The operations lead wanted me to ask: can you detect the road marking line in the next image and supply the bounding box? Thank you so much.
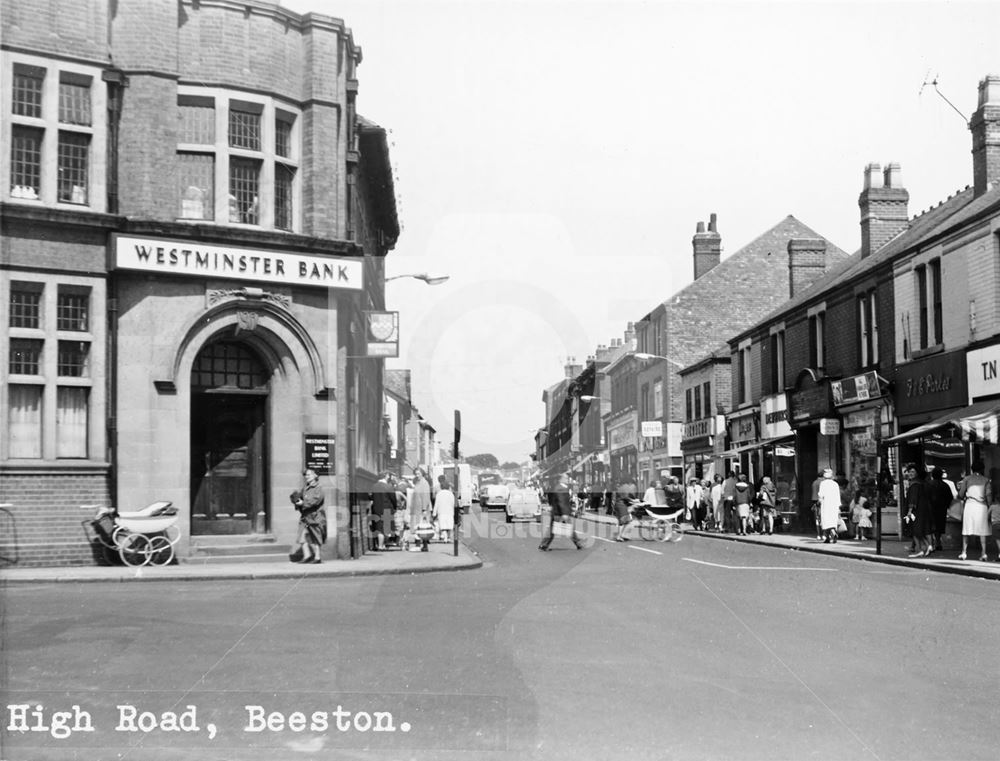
[630,545,663,555]
[683,558,838,571]
[592,536,615,543]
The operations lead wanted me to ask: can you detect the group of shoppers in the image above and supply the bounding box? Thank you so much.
[903,460,994,561]
[366,468,458,552]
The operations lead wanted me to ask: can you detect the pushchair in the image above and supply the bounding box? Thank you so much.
[86,501,180,566]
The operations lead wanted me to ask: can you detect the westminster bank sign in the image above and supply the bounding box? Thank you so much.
[113,235,363,290]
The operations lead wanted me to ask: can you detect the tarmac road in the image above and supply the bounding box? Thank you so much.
[2,508,998,760]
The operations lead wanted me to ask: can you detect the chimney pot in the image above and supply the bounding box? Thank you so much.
[696,221,705,233]
[864,163,884,189]
[709,213,717,232]
[884,162,902,188]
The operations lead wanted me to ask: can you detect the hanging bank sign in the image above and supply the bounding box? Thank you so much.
[112,235,363,290]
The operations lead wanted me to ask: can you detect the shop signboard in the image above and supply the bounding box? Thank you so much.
[788,370,832,424]
[760,393,792,440]
[727,408,758,447]
[819,418,841,435]
[893,349,967,419]
[966,343,1000,401]
[641,421,663,438]
[304,434,335,475]
[113,234,363,290]
[831,371,882,406]
[609,421,636,452]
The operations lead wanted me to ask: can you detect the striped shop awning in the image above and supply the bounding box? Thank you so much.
[885,399,1000,444]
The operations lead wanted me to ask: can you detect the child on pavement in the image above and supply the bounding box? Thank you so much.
[851,495,873,540]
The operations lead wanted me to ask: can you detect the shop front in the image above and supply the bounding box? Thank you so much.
[831,371,894,531]
[759,393,797,528]
[681,415,719,483]
[608,413,638,483]
[788,369,837,527]
[724,406,760,481]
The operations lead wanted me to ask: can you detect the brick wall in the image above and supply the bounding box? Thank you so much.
[0,470,112,567]
[0,0,108,62]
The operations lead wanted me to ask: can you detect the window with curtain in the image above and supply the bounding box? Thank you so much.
[56,386,88,458]
[8,384,43,458]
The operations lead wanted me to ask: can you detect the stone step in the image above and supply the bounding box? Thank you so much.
[181,551,292,566]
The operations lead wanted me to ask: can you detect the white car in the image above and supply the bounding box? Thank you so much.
[505,488,542,523]
[478,474,509,511]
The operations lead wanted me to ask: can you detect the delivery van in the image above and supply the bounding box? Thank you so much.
[432,463,473,513]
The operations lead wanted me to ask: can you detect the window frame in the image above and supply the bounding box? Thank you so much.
[2,52,106,210]
[176,85,301,231]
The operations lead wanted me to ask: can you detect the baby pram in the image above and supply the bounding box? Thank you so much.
[86,501,180,566]
[630,502,684,542]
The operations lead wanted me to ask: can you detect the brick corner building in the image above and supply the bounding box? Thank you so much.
[1,0,399,566]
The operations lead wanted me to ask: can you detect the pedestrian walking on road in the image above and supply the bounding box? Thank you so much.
[614,474,639,542]
[903,464,933,557]
[957,460,993,561]
[818,468,841,544]
[539,473,584,551]
[290,468,326,563]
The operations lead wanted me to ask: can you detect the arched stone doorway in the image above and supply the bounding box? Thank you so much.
[189,339,270,535]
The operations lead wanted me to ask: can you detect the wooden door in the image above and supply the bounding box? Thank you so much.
[191,394,266,535]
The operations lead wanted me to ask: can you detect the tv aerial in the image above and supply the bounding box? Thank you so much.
[919,72,969,127]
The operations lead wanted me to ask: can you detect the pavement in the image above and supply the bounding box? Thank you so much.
[4,508,999,584]
[0,539,480,584]
[576,508,1000,582]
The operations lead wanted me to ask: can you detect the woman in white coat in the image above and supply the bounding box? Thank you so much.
[818,468,842,543]
[433,480,456,542]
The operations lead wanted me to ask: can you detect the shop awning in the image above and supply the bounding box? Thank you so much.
[885,400,1000,444]
[722,435,793,457]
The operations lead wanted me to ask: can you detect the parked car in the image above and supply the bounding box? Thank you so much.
[478,473,509,510]
[505,488,542,523]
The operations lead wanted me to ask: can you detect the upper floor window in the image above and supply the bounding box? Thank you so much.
[176,88,300,231]
[930,259,943,346]
[808,308,826,369]
[738,344,752,404]
[769,328,786,392]
[858,290,879,367]
[653,379,663,419]
[702,381,711,416]
[685,388,693,422]
[4,56,104,209]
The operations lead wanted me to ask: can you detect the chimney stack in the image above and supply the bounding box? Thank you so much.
[692,213,722,279]
[858,162,909,257]
[788,238,828,298]
[624,322,636,349]
[972,74,1000,197]
[564,356,582,379]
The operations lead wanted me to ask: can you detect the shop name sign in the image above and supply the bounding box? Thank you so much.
[967,344,1000,401]
[113,235,362,290]
[831,371,881,406]
[609,422,636,451]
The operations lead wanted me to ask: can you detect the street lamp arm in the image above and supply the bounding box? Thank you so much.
[634,352,685,368]
[384,273,450,286]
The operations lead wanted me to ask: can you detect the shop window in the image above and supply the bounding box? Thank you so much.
[5,57,103,208]
[7,384,43,458]
[56,386,88,458]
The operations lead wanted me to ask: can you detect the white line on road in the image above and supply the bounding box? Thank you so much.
[683,558,838,571]
[629,545,663,555]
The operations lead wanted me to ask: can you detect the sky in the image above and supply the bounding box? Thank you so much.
[283,0,999,464]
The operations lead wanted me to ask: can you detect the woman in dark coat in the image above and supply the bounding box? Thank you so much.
[293,468,326,564]
[614,474,639,542]
[904,464,933,558]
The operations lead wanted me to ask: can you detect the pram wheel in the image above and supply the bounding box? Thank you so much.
[660,522,683,543]
[147,535,174,566]
[118,533,151,566]
[638,521,654,541]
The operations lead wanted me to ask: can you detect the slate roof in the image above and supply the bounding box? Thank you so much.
[727,183,1000,344]
[658,215,850,371]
